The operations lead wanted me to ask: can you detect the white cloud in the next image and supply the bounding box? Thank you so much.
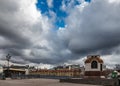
[108,0,120,3]
[47,0,53,8]
[0,0,53,65]
[58,0,120,67]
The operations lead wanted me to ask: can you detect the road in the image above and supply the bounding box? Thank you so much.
[0,78,102,86]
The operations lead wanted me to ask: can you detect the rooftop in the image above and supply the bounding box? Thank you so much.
[85,55,103,63]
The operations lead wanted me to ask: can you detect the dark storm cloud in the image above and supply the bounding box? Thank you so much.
[1,0,120,66]
[0,0,19,13]
[0,23,31,48]
[66,0,120,56]
[0,0,31,50]
[33,45,49,50]
[4,48,24,57]
[26,0,120,65]
[10,60,27,64]
[25,53,73,64]
[0,0,33,64]
[0,20,32,61]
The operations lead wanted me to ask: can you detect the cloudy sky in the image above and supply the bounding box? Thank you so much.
[0,0,120,68]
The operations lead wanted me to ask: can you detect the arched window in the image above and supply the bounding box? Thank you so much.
[91,61,98,68]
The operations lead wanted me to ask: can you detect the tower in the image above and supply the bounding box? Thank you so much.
[84,55,104,78]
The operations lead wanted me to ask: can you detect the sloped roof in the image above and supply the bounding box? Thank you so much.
[85,55,103,63]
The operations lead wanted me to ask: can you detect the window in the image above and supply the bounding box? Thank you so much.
[91,61,98,68]
[100,64,102,71]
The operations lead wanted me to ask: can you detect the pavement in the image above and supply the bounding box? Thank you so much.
[0,78,102,86]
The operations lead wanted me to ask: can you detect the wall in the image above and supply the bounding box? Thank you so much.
[85,63,102,71]
[60,78,118,86]
[29,69,81,77]
[0,67,3,73]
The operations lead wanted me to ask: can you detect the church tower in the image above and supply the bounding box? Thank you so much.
[84,55,105,78]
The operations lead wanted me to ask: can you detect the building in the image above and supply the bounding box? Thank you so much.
[115,64,120,72]
[84,55,106,78]
[0,65,3,74]
[29,65,81,77]
[3,65,29,77]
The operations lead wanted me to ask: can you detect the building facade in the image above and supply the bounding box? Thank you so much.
[84,55,105,77]
[29,65,81,77]
[3,65,29,77]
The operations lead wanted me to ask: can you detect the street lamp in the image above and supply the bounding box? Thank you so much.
[6,54,11,68]
[6,54,11,77]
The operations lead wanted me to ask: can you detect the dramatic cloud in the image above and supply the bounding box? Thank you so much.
[66,0,120,54]
[0,0,120,68]
[59,0,120,66]
[0,0,53,65]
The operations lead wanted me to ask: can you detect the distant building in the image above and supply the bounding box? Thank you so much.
[66,65,80,70]
[84,55,106,78]
[115,64,120,72]
[30,65,81,77]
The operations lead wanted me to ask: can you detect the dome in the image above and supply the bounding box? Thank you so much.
[85,55,103,64]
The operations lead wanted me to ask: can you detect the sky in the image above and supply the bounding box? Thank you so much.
[0,0,120,69]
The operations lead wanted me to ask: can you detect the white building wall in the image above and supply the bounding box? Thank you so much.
[85,63,103,71]
[0,67,3,73]
[25,69,29,75]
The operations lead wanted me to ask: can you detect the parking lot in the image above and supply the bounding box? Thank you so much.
[0,79,102,86]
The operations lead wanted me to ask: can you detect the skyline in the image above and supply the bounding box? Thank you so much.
[0,0,120,68]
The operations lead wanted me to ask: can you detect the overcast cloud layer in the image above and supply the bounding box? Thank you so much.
[0,0,120,68]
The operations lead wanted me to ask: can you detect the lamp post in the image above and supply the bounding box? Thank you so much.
[6,54,11,77]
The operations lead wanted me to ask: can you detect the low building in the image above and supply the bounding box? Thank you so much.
[29,65,81,77]
[3,65,29,77]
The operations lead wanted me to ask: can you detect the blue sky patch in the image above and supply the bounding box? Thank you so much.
[36,0,49,14]
[36,0,67,28]
[36,0,90,29]
[85,0,91,2]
